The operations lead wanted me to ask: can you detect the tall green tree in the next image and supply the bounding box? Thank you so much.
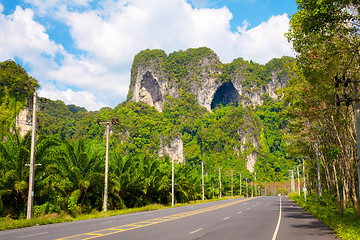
[285,0,360,213]
[0,131,58,217]
[57,139,104,214]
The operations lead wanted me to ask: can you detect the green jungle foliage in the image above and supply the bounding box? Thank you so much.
[285,0,360,216]
[0,53,295,219]
[0,60,39,139]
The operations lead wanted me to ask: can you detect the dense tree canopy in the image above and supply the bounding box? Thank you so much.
[285,0,360,214]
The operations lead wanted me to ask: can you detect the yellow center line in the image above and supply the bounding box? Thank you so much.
[56,197,256,240]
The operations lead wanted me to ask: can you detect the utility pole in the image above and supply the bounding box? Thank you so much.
[212,182,214,198]
[98,118,119,212]
[27,92,37,219]
[231,169,234,196]
[202,160,205,201]
[219,167,221,198]
[246,178,248,198]
[239,173,242,196]
[172,156,175,206]
[251,182,253,197]
[297,165,301,196]
[303,158,306,201]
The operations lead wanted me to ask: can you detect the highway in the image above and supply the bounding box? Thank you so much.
[0,196,338,240]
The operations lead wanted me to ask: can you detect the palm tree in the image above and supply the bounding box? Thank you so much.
[140,155,170,205]
[57,139,104,213]
[0,130,58,217]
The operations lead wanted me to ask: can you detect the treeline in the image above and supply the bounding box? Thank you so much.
[0,129,262,218]
[0,94,293,219]
[284,0,360,215]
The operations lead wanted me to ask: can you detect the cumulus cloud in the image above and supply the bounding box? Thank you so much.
[0,0,294,111]
[0,6,64,69]
[238,14,293,64]
[38,84,107,111]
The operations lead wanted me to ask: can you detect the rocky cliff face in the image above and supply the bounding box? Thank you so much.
[128,48,291,112]
[128,47,293,172]
[14,106,32,138]
[159,137,185,164]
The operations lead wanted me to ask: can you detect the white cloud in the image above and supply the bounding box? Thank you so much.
[38,85,107,111]
[0,0,294,111]
[238,14,293,64]
[0,5,66,86]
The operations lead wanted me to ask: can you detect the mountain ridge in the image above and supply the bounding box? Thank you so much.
[128,47,293,112]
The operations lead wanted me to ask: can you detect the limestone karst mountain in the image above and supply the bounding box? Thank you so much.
[128,47,292,112]
[127,47,294,171]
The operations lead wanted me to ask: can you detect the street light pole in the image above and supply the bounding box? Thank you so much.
[251,182,253,197]
[202,160,204,201]
[231,169,233,196]
[303,158,306,201]
[104,123,110,212]
[297,165,300,196]
[246,178,248,198]
[172,156,175,206]
[98,118,119,212]
[239,173,242,196]
[219,167,221,198]
[27,92,37,219]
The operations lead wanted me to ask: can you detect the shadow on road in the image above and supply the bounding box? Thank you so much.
[279,197,339,239]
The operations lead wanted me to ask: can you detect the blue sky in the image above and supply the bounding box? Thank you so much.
[0,0,298,111]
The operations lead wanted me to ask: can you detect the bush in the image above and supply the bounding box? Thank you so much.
[33,203,61,218]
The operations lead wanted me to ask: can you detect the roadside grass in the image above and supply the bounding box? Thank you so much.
[288,193,360,240]
[0,196,241,231]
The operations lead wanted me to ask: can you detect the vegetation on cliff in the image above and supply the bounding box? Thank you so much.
[0,60,39,139]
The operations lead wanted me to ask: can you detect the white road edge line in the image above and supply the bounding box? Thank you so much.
[18,232,48,238]
[272,196,282,240]
[189,228,202,235]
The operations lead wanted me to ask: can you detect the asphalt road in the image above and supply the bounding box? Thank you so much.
[0,196,338,240]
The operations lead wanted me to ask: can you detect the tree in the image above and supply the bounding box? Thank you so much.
[0,131,58,217]
[285,0,360,214]
[57,139,104,214]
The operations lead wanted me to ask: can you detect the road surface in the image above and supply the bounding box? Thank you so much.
[0,196,338,240]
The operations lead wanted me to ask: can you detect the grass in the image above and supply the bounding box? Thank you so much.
[288,193,360,240]
[0,196,241,231]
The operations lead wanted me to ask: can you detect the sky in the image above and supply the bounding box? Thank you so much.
[0,0,298,111]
